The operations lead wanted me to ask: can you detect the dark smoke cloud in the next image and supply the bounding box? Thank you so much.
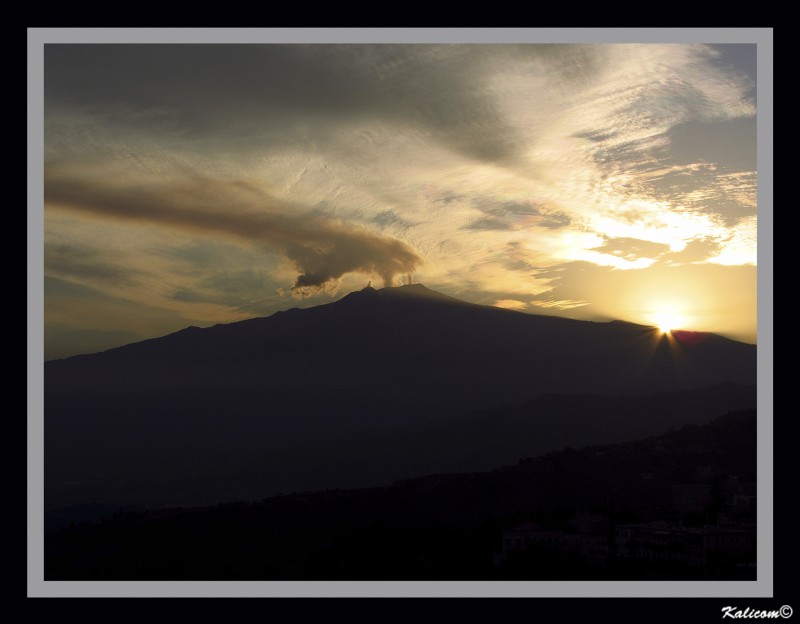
[45,172,422,294]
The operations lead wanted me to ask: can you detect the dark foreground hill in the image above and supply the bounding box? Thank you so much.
[45,284,757,510]
[45,409,757,580]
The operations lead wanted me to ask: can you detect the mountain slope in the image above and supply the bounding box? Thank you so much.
[229,382,756,494]
[44,284,757,509]
[46,409,757,580]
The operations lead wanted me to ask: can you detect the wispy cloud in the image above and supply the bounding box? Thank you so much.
[44,243,142,287]
[530,299,589,310]
[493,299,528,311]
[702,215,757,266]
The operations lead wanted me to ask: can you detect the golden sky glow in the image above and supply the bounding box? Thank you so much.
[43,42,759,359]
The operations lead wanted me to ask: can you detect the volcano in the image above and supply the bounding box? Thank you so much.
[45,284,756,510]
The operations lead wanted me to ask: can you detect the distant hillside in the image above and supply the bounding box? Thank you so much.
[226,382,756,500]
[45,409,757,580]
[45,284,757,510]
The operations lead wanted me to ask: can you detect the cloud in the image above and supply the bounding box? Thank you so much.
[42,43,759,357]
[715,171,757,210]
[593,237,671,260]
[167,240,274,271]
[45,44,757,278]
[463,197,571,232]
[659,239,722,265]
[529,299,589,310]
[372,210,413,229]
[45,172,422,294]
[562,250,656,271]
[504,44,756,266]
[44,243,142,287]
[538,212,572,229]
[170,269,278,309]
[465,217,512,231]
[702,215,757,266]
[44,44,546,165]
[493,299,528,311]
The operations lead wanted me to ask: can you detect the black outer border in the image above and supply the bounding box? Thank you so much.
[6,2,798,623]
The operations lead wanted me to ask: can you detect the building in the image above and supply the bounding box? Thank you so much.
[494,521,610,567]
[615,522,755,567]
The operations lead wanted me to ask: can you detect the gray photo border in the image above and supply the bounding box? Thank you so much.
[27,27,773,598]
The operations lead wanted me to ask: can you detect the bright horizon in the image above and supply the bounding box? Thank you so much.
[43,42,758,359]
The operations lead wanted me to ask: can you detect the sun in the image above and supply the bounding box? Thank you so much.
[653,313,683,334]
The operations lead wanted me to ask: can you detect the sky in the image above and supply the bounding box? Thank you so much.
[43,43,759,360]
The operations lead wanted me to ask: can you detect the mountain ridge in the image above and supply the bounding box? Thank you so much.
[44,282,757,511]
[46,283,754,364]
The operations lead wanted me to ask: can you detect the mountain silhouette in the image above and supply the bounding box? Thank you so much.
[45,284,756,510]
[46,408,757,580]
[226,382,756,497]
